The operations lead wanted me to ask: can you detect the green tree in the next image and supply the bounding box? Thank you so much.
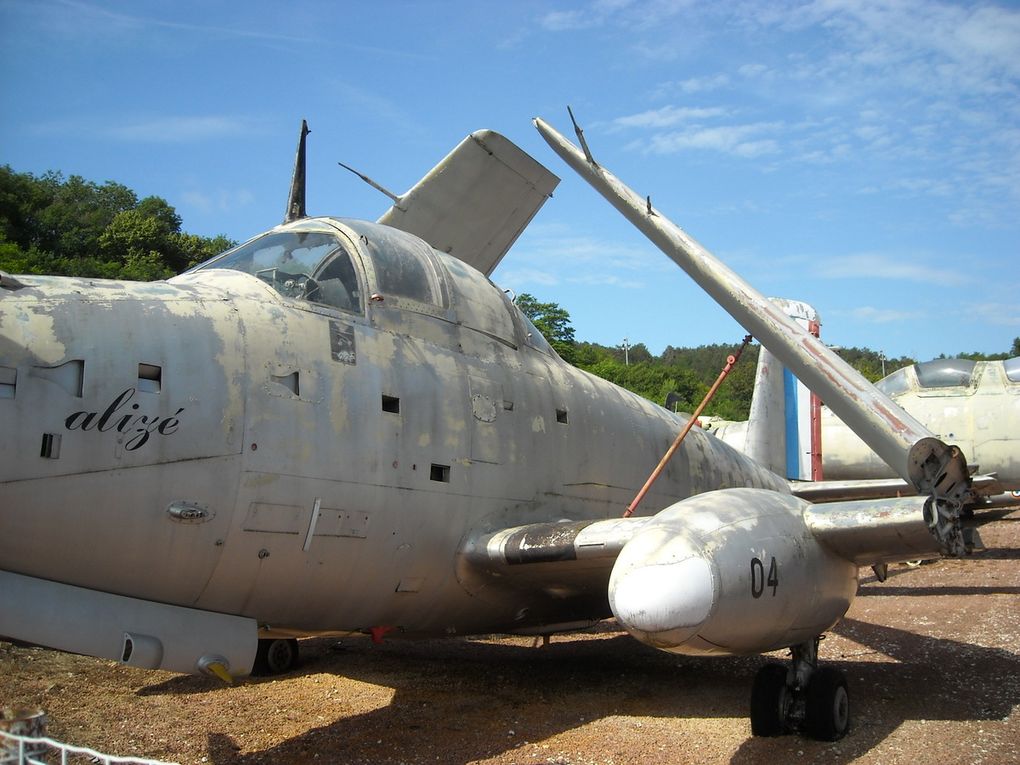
[515,293,577,363]
[0,166,233,280]
[1012,337,1020,357]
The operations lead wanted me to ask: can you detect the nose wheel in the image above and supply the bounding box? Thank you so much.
[252,638,300,676]
[749,637,849,741]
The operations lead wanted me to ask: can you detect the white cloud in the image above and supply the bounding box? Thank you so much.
[737,63,770,79]
[964,302,1020,327]
[846,306,924,324]
[638,123,782,158]
[108,116,250,143]
[496,226,666,293]
[538,10,596,32]
[32,114,258,143]
[611,106,728,130]
[678,73,731,93]
[539,0,699,33]
[181,188,255,214]
[496,267,561,288]
[812,253,971,288]
[53,0,312,44]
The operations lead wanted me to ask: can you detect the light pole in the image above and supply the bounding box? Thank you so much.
[623,337,630,366]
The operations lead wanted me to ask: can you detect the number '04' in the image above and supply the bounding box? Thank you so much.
[750,556,779,598]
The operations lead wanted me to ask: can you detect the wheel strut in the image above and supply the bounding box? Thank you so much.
[749,636,849,741]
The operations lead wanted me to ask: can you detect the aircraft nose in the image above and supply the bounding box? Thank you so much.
[609,556,715,647]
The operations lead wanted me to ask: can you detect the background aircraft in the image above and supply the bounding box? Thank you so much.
[702,302,1020,508]
[0,119,976,741]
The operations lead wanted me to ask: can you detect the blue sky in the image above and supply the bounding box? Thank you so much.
[2,0,1018,361]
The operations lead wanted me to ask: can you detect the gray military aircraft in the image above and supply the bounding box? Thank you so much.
[0,117,978,741]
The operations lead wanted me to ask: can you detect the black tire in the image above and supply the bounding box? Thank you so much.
[750,663,791,736]
[804,666,850,741]
[253,638,299,676]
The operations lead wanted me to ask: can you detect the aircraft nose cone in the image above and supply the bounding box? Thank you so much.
[610,556,715,647]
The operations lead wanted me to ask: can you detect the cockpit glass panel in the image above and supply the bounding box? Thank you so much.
[1004,357,1020,383]
[351,224,441,306]
[914,358,977,388]
[195,230,362,313]
[875,367,911,395]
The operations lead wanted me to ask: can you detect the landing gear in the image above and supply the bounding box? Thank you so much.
[749,637,850,741]
[750,663,791,736]
[252,638,299,676]
[805,666,850,741]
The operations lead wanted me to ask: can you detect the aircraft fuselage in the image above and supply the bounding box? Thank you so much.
[0,216,787,642]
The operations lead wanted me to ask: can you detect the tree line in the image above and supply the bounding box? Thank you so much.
[0,165,233,281]
[3,166,1016,421]
[518,294,1020,421]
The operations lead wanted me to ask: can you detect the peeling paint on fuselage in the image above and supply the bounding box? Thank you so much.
[0,218,789,641]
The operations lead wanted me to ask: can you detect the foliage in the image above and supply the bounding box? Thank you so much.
[830,346,914,382]
[515,292,578,363]
[512,294,1016,421]
[0,165,234,280]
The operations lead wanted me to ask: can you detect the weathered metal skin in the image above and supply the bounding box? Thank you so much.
[533,116,972,556]
[708,356,1020,496]
[0,214,788,673]
[0,127,979,682]
[820,359,1020,489]
[608,489,859,656]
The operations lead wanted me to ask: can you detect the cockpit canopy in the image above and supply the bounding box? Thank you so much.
[190,218,559,358]
[875,357,1020,395]
[194,228,364,314]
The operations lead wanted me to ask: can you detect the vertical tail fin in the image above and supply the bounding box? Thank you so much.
[744,299,822,481]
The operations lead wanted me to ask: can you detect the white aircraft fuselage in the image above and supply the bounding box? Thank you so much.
[1,216,791,654]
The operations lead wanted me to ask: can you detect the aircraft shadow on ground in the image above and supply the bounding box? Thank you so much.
[134,617,1019,765]
[730,617,1020,764]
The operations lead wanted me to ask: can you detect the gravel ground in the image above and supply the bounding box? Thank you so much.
[2,505,1018,765]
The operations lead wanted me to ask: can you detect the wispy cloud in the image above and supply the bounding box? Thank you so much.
[964,302,1020,327]
[538,0,684,33]
[40,0,428,60]
[496,225,664,291]
[496,267,561,288]
[636,122,782,158]
[32,114,260,143]
[845,306,924,324]
[54,0,312,44]
[108,116,252,143]
[181,188,255,215]
[611,106,728,130]
[812,253,972,288]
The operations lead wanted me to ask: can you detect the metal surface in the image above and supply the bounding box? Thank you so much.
[0,570,257,677]
[710,357,1020,496]
[1,211,789,652]
[608,488,858,655]
[0,123,985,739]
[284,120,309,223]
[533,115,972,554]
[378,130,559,276]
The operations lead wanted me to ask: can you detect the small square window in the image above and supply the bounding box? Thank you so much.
[382,395,400,413]
[138,363,162,393]
[556,408,569,424]
[40,432,61,459]
[430,464,450,482]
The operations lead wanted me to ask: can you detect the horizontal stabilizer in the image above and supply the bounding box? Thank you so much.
[378,130,559,276]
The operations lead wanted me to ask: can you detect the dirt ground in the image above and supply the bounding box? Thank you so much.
[2,505,1018,765]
